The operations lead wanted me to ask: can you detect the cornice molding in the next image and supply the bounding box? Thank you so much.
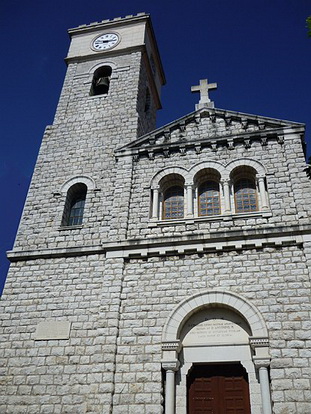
[7,224,310,262]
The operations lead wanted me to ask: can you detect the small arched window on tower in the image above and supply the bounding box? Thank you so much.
[232,167,258,213]
[62,183,87,226]
[90,66,112,96]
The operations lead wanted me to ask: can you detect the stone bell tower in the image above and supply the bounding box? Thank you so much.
[10,13,165,254]
[55,12,165,137]
[55,13,165,140]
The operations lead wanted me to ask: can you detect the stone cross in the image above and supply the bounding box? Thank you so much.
[191,79,217,108]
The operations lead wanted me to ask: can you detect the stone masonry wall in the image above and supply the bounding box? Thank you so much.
[1,243,310,413]
[115,245,311,414]
[0,256,124,414]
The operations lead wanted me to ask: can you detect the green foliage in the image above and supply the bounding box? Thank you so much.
[307,17,311,37]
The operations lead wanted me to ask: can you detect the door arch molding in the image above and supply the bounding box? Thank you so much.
[162,289,268,343]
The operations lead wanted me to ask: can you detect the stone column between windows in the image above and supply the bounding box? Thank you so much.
[162,361,180,414]
[222,179,231,213]
[186,183,193,217]
[151,186,159,219]
[257,176,269,209]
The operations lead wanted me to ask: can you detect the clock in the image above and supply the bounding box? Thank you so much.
[92,33,120,51]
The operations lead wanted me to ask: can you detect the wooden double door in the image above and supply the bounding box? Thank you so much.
[187,364,251,414]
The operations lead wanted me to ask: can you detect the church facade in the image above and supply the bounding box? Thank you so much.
[1,13,311,414]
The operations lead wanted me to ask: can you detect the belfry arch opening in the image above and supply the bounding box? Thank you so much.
[90,65,112,96]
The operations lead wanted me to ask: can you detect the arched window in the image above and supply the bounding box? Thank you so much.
[163,185,184,219]
[194,169,221,217]
[90,66,112,96]
[158,173,185,220]
[232,167,258,213]
[62,183,87,226]
[198,181,221,216]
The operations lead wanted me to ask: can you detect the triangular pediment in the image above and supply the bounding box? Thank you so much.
[115,107,304,158]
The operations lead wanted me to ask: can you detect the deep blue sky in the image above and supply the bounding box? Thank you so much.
[1,1,310,294]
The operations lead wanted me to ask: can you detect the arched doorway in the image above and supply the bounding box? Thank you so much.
[161,290,272,414]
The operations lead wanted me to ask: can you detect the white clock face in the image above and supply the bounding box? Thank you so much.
[92,33,119,51]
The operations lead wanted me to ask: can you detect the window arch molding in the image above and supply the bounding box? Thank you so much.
[150,167,190,189]
[189,161,226,182]
[225,158,267,180]
[60,175,95,194]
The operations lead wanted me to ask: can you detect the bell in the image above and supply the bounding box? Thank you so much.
[94,77,110,95]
